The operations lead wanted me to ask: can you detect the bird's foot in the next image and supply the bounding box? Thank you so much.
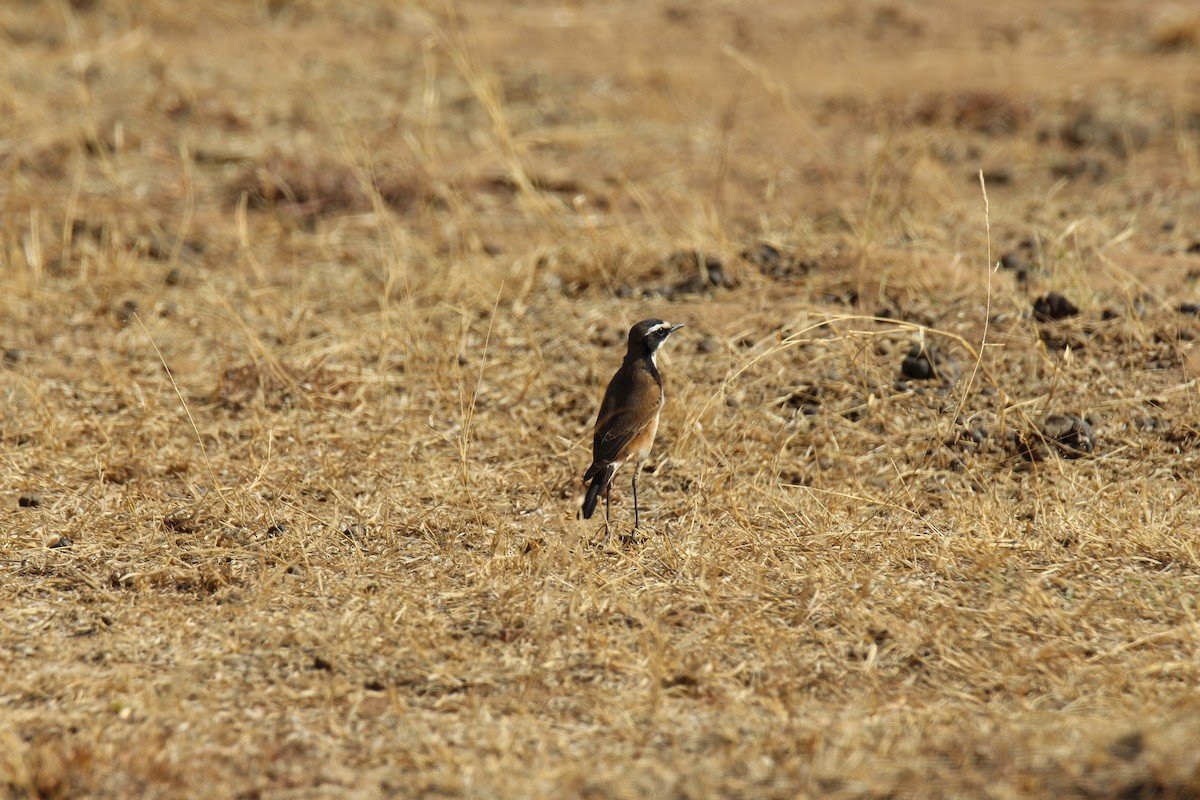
[593,526,646,549]
[617,527,644,546]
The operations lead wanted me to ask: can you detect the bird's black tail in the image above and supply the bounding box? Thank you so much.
[581,464,615,519]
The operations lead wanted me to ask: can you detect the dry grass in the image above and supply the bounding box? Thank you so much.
[3,0,1200,797]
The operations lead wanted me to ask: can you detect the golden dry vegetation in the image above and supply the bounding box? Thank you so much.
[3,0,1200,797]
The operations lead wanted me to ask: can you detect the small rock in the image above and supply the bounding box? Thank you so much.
[116,299,140,326]
[781,471,809,486]
[999,252,1025,271]
[3,348,23,367]
[265,523,287,538]
[1060,109,1142,157]
[1033,292,1079,321]
[948,426,988,448]
[979,167,1012,185]
[740,242,815,280]
[48,534,72,549]
[695,337,719,354]
[741,242,784,271]
[901,344,938,380]
[1041,413,1095,458]
[782,382,822,415]
[665,250,728,295]
[1178,303,1200,316]
[824,288,859,306]
[1051,157,1108,182]
[18,493,42,508]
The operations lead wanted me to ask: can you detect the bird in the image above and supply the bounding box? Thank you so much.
[581,318,684,540]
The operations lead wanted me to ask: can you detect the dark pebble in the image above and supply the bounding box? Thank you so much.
[265,523,287,538]
[1041,413,1095,457]
[999,252,1025,270]
[1051,157,1108,182]
[825,289,858,306]
[783,383,822,410]
[116,299,139,326]
[741,242,783,270]
[961,426,987,445]
[706,263,726,288]
[1178,303,1200,316]
[979,167,1012,185]
[666,250,728,295]
[782,472,809,487]
[901,345,938,380]
[740,242,815,280]
[1033,292,1079,321]
[18,493,42,508]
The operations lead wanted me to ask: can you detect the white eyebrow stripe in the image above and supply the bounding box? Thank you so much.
[646,322,672,335]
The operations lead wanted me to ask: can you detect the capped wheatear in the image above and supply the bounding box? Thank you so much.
[581,319,684,539]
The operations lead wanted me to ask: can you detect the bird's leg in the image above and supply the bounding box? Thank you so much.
[631,468,640,533]
[598,483,612,546]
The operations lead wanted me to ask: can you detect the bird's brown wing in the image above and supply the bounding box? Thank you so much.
[587,365,661,473]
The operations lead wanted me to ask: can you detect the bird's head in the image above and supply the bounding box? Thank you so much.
[627,319,684,359]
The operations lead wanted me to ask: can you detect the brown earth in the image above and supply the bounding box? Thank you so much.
[3,1,1200,797]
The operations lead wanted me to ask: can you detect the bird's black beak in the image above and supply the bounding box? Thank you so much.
[669,324,685,334]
